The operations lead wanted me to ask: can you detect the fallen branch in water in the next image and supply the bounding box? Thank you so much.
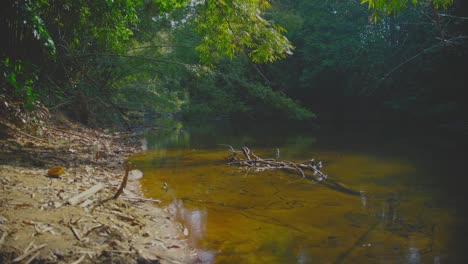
[223,145,327,182]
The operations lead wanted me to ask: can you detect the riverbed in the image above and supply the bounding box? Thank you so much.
[131,122,468,263]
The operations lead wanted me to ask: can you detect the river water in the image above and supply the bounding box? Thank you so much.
[130,122,468,263]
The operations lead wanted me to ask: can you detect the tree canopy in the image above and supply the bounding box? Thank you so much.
[1,0,467,127]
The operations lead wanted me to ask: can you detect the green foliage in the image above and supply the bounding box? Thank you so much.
[1,58,37,109]
[11,0,463,126]
[70,0,140,52]
[1,0,143,113]
[362,0,454,21]
[245,82,315,120]
[153,0,190,12]
[2,0,300,124]
[298,1,369,80]
[223,0,468,124]
[256,0,376,117]
[27,1,56,56]
[194,0,294,65]
[182,55,314,121]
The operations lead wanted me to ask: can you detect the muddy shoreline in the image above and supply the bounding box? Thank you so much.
[0,114,198,263]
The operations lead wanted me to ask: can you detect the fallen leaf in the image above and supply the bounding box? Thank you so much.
[47,166,65,178]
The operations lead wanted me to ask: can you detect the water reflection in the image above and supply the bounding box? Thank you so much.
[167,199,217,263]
[167,199,207,246]
[131,123,468,263]
[382,194,400,228]
[140,137,148,151]
[359,190,367,208]
[406,247,420,264]
[296,250,308,264]
[197,249,217,263]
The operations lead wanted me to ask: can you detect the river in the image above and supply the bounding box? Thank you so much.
[130,122,468,263]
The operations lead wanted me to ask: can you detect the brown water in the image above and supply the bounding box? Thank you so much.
[130,123,468,263]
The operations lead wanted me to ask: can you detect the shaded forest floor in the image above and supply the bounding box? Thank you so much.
[0,113,198,263]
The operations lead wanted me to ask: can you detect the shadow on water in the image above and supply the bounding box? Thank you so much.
[131,121,468,263]
[318,179,361,196]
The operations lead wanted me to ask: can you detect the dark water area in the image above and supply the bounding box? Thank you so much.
[130,121,468,263]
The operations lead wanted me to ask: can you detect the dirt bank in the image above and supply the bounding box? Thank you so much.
[0,114,198,263]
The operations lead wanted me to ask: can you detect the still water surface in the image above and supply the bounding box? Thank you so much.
[130,123,468,263]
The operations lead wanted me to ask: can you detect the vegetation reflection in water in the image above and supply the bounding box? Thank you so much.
[130,124,462,263]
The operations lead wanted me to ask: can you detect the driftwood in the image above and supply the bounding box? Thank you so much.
[113,162,131,199]
[68,184,104,206]
[13,242,46,262]
[224,145,327,181]
[0,231,7,245]
[25,251,40,264]
[70,255,87,264]
[121,197,161,203]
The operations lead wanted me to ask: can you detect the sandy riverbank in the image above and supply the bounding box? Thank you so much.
[0,114,198,263]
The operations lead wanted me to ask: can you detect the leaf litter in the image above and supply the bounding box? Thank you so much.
[0,113,202,263]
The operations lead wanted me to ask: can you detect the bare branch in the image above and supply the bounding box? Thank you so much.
[224,146,327,181]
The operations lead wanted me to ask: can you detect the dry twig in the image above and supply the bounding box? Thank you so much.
[69,225,82,241]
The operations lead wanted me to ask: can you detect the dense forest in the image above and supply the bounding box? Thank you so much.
[1,0,467,129]
[2,1,468,263]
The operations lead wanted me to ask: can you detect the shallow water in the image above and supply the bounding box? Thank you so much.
[130,123,468,263]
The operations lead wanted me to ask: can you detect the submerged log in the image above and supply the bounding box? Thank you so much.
[224,145,327,182]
